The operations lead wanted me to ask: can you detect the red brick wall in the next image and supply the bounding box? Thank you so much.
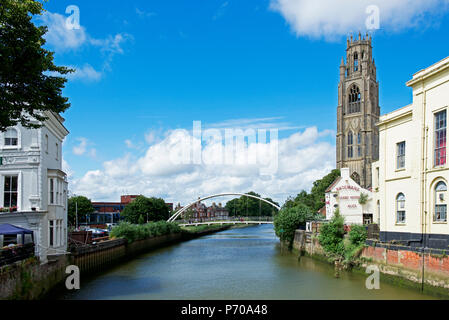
[362,246,449,277]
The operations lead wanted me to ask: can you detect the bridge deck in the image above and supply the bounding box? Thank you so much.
[179,221,273,227]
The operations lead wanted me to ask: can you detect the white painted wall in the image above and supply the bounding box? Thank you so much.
[0,112,69,262]
[325,168,374,225]
[373,56,449,237]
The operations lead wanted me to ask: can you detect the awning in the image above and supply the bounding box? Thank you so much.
[0,224,34,236]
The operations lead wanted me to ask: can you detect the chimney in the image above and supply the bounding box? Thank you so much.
[341,168,350,179]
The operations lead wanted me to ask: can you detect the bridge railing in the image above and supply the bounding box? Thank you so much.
[175,216,274,224]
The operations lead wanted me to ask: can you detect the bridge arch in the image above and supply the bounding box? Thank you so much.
[167,193,281,222]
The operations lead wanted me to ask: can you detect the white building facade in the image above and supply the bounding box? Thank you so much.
[372,56,449,249]
[325,168,374,225]
[0,111,69,262]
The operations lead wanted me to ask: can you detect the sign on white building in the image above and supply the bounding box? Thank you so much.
[325,168,374,225]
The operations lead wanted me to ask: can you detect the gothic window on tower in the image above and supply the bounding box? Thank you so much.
[347,132,353,158]
[348,85,361,114]
[351,172,360,185]
[353,52,359,72]
[357,133,362,157]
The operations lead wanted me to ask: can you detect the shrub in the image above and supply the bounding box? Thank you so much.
[349,224,367,246]
[110,221,181,243]
[318,210,345,257]
[358,193,369,205]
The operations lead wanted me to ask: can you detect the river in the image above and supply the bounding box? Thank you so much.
[56,224,437,300]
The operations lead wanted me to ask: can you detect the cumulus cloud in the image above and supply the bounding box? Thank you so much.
[39,11,87,51]
[270,0,449,40]
[68,126,336,206]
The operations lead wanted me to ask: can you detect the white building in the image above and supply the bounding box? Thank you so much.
[372,56,449,249]
[325,168,374,225]
[0,111,69,262]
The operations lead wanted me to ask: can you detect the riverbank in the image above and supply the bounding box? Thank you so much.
[53,224,435,300]
[0,224,234,300]
[293,230,449,299]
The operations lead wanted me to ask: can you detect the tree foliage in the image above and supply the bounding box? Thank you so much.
[225,191,279,217]
[348,224,367,247]
[110,221,181,243]
[68,196,94,226]
[121,196,170,224]
[283,169,341,213]
[0,0,73,131]
[274,204,315,247]
[318,210,346,257]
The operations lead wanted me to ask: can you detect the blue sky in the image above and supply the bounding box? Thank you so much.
[39,0,449,204]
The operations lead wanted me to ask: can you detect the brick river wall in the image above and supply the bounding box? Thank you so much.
[293,230,449,295]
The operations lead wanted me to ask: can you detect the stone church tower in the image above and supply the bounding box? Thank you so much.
[336,33,380,188]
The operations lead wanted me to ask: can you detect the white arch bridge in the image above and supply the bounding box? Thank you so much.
[167,193,280,225]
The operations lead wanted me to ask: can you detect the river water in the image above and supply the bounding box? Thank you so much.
[57,224,437,300]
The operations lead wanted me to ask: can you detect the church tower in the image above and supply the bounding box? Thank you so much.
[336,33,380,189]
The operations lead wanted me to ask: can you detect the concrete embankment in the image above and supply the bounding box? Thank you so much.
[0,225,230,300]
[293,229,449,298]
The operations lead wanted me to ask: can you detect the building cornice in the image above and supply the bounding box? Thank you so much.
[406,56,449,87]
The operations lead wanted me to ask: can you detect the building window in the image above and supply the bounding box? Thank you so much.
[348,85,361,114]
[347,131,353,158]
[49,178,54,204]
[397,141,406,169]
[396,193,406,224]
[4,128,18,146]
[435,110,446,166]
[357,133,362,157]
[3,176,18,208]
[354,52,359,72]
[435,181,447,222]
[45,134,49,153]
[49,220,54,247]
[56,143,59,160]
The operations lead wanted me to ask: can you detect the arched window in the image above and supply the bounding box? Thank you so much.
[348,85,361,114]
[4,128,18,146]
[435,181,447,222]
[347,131,353,158]
[354,52,359,72]
[351,172,360,185]
[396,193,406,224]
[357,132,362,157]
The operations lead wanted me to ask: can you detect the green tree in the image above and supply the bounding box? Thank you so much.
[121,196,170,224]
[68,196,94,226]
[137,215,145,225]
[225,192,279,217]
[318,210,346,257]
[274,204,315,248]
[284,169,341,213]
[0,0,73,131]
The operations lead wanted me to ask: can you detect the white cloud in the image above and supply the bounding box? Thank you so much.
[72,138,96,158]
[270,0,449,40]
[68,127,336,206]
[136,8,157,18]
[40,11,87,51]
[72,138,88,155]
[39,11,132,80]
[67,64,102,82]
[213,1,230,20]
